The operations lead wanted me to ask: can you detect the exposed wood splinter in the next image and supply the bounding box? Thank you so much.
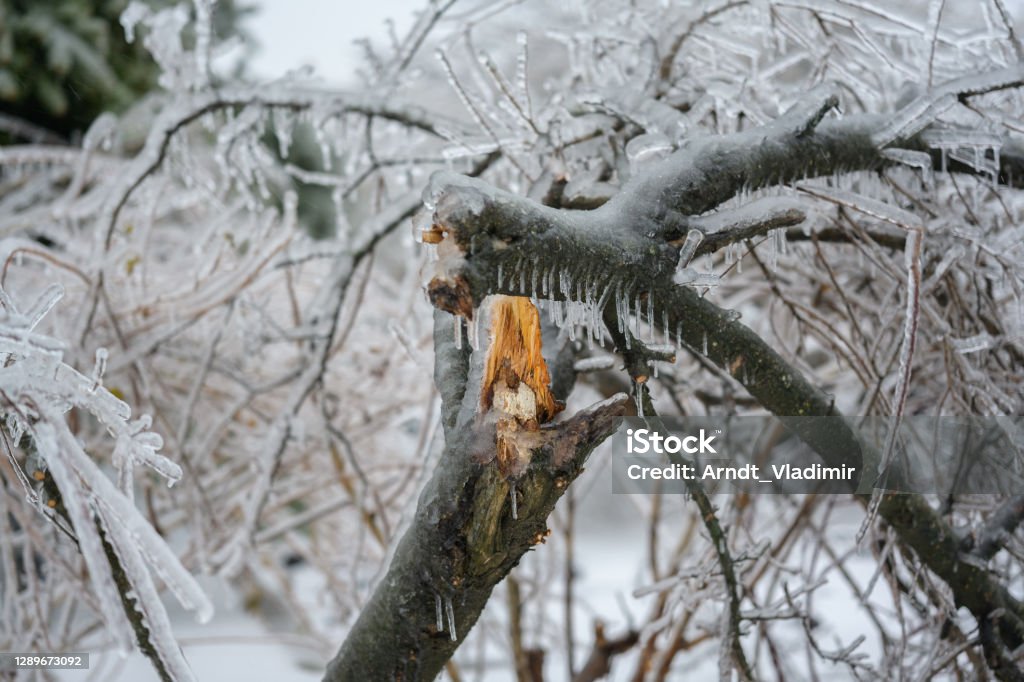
[481,296,563,479]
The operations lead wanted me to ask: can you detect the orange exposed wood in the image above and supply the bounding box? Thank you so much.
[480,296,562,479]
[480,296,560,421]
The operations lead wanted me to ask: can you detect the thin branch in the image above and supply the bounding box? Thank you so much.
[572,623,640,682]
[964,493,1024,561]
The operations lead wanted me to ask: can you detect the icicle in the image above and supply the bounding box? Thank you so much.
[509,483,518,520]
[676,229,704,270]
[454,316,463,350]
[634,293,641,339]
[515,31,532,117]
[635,386,645,417]
[445,597,457,641]
[702,331,708,355]
[647,295,655,342]
[90,347,109,392]
[469,313,481,351]
[313,125,333,171]
[497,262,504,289]
[519,266,526,293]
[435,593,444,632]
[610,280,618,331]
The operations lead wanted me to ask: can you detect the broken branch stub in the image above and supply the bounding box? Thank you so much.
[480,296,564,480]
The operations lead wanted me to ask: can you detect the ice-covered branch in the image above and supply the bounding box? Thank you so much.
[635,389,754,682]
[417,103,1024,670]
[421,114,1023,320]
[872,66,1024,148]
[0,287,208,679]
[100,85,468,249]
[689,197,807,257]
[963,493,1024,561]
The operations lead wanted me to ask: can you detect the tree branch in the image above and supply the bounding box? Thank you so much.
[572,623,640,682]
[419,105,1024,675]
[324,304,628,680]
[962,492,1024,561]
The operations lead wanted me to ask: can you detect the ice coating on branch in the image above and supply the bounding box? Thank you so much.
[0,288,205,666]
[573,356,616,372]
[921,129,1002,180]
[626,133,674,169]
[35,421,136,655]
[674,269,721,288]
[690,197,806,236]
[950,333,997,354]
[798,183,923,230]
[97,509,198,681]
[873,66,1024,147]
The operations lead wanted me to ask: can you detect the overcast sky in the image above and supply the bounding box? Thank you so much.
[246,0,428,85]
